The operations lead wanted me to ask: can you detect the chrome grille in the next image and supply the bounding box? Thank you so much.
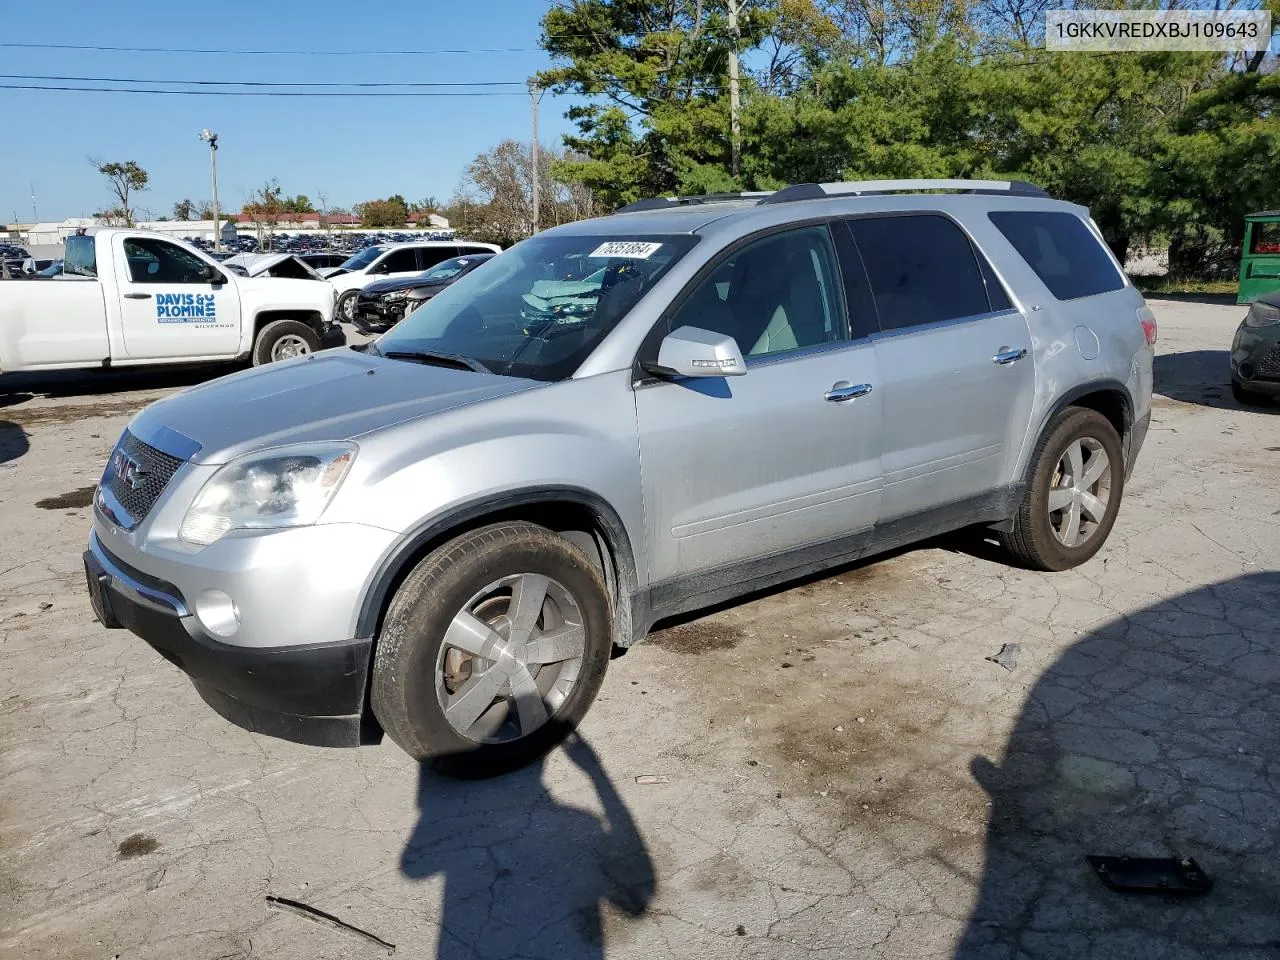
[99,431,184,525]
[1256,346,1280,378]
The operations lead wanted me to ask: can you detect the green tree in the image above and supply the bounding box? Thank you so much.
[90,159,148,226]
[172,198,197,221]
[355,196,409,227]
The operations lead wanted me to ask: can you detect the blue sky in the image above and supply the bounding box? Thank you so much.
[0,0,579,223]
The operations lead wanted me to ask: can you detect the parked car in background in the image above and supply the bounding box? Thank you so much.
[0,229,341,372]
[84,178,1154,777]
[324,241,501,322]
[352,253,494,334]
[1231,293,1280,404]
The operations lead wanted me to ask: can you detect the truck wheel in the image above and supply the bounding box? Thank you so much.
[371,522,612,777]
[999,407,1124,572]
[336,291,358,323]
[252,319,321,366]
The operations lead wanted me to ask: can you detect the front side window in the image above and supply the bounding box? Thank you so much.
[989,210,1125,301]
[375,233,696,382]
[1250,221,1280,255]
[123,237,211,284]
[380,249,419,273]
[663,225,848,359]
[849,215,991,331]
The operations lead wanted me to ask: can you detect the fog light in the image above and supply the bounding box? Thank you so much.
[1239,362,1255,381]
[195,589,240,638]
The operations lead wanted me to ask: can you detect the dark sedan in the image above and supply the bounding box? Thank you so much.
[352,254,494,334]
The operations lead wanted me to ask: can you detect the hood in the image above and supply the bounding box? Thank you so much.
[319,266,350,279]
[129,348,540,465]
[223,253,325,280]
[361,274,444,297]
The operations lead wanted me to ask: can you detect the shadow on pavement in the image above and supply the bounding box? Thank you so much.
[957,573,1280,959]
[0,364,235,406]
[401,734,654,959]
[1143,292,1240,307]
[1152,349,1276,412]
[0,420,28,464]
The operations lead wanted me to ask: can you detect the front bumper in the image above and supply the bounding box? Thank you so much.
[1231,322,1280,391]
[85,531,378,747]
[352,297,412,334]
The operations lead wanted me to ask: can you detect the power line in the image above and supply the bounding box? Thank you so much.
[0,41,540,56]
[0,73,527,88]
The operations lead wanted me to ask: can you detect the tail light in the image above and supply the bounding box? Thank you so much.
[1138,305,1157,346]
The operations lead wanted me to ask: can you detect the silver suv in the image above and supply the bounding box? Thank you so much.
[84,179,1155,775]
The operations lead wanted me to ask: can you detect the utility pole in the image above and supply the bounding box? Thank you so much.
[29,183,37,222]
[528,78,543,236]
[199,129,221,252]
[727,0,741,180]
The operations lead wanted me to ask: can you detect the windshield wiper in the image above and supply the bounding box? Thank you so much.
[382,350,491,374]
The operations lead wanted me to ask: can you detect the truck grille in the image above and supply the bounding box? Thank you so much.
[99,431,185,526]
[1256,346,1280,378]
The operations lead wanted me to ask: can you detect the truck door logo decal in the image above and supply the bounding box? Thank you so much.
[156,293,217,323]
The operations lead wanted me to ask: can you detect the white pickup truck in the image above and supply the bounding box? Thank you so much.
[0,229,342,373]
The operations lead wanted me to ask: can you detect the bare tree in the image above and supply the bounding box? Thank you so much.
[458,140,601,243]
[89,159,149,226]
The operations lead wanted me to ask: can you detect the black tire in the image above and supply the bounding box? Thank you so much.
[1000,407,1125,572]
[371,522,612,777]
[1232,380,1269,406]
[251,319,321,366]
[336,290,358,324]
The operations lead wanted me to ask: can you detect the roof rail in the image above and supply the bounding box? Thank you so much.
[616,192,772,214]
[758,179,1050,205]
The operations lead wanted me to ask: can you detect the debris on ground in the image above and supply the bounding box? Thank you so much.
[634,775,670,785]
[1086,856,1212,895]
[985,642,1020,672]
[266,896,396,955]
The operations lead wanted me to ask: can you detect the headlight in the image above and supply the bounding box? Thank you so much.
[179,443,356,546]
[1246,301,1280,327]
[384,289,408,301]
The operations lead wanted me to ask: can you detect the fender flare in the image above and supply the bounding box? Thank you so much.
[354,485,642,643]
[1022,378,1135,484]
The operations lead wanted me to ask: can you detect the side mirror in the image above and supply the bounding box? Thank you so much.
[202,263,225,284]
[645,325,747,379]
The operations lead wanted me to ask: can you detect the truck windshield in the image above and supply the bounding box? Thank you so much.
[64,235,97,278]
[374,234,697,382]
[339,247,385,271]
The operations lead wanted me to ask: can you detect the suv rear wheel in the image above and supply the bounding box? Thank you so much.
[1000,407,1124,571]
[371,522,612,777]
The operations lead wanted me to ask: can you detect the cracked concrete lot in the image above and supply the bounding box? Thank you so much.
[1,302,1278,960]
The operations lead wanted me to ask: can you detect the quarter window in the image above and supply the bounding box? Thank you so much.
[665,225,848,359]
[848,215,991,331]
[988,211,1124,301]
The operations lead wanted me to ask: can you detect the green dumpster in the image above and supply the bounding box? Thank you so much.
[1238,211,1280,304]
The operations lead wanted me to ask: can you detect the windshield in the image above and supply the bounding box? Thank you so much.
[339,247,385,271]
[419,257,473,282]
[375,234,696,381]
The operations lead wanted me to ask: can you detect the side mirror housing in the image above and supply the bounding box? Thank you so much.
[645,325,747,379]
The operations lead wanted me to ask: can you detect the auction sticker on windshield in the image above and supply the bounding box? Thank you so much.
[589,241,663,259]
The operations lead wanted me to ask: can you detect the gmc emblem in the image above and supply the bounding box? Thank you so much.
[111,450,149,490]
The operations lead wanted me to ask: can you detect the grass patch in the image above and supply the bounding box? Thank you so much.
[1130,274,1238,296]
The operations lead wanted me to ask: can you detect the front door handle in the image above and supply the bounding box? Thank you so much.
[825,381,873,402]
[993,346,1027,365]
[123,293,152,300]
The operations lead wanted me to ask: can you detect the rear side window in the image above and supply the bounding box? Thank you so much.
[64,235,97,278]
[417,247,457,270]
[989,211,1124,300]
[848,214,991,331]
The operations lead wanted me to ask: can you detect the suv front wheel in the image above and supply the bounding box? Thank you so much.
[371,522,612,776]
[1000,407,1125,571]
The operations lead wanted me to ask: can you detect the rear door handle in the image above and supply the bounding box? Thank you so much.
[123,293,152,300]
[993,347,1027,365]
[825,381,873,402]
